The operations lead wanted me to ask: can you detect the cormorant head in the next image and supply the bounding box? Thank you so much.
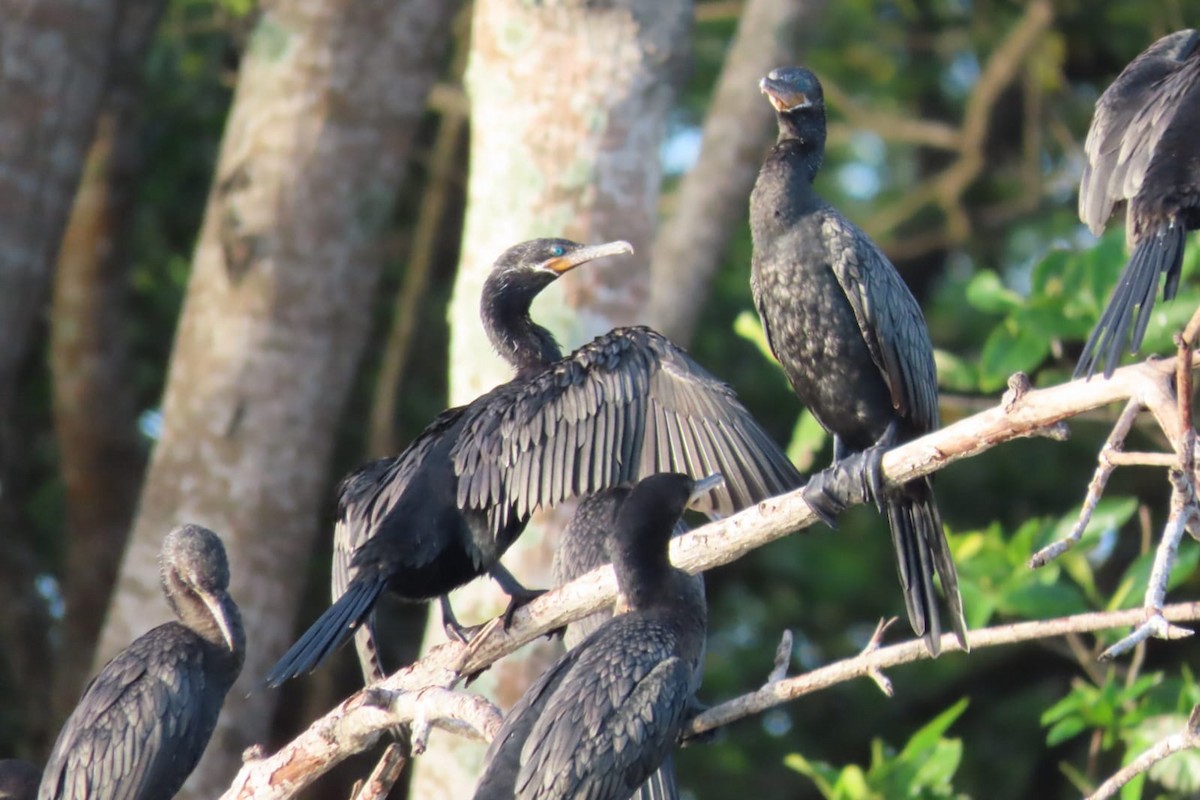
[487,238,635,298]
[609,473,724,581]
[482,238,634,371]
[760,67,827,155]
[161,524,242,652]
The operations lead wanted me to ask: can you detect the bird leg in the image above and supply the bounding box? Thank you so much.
[800,443,883,526]
[439,595,474,644]
[488,563,547,630]
[860,423,899,513]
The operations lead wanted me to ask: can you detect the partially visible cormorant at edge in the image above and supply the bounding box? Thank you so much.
[265,238,805,687]
[1076,29,1200,379]
[38,525,244,800]
[551,483,707,800]
[474,472,719,800]
[0,760,39,800]
[749,66,967,655]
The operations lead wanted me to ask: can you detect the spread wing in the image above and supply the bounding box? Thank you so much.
[1079,29,1200,234]
[822,214,940,434]
[39,628,213,800]
[516,618,692,800]
[452,326,801,534]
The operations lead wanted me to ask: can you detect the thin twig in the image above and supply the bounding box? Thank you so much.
[1029,398,1143,568]
[685,602,1200,738]
[350,743,407,800]
[767,629,793,684]
[1087,705,1200,799]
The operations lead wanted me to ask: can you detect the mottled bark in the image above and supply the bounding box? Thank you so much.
[413,1,692,796]
[93,0,459,796]
[48,0,164,726]
[647,0,824,344]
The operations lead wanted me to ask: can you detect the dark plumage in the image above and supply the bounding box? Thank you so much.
[39,525,244,800]
[551,486,706,800]
[0,760,39,800]
[266,238,802,687]
[474,472,717,800]
[749,67,966,656]
[1076,29,1200,378]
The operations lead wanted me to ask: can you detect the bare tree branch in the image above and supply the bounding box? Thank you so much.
[1088,705,1200,800]
[349,743,406,800]
[687,602,1200,738]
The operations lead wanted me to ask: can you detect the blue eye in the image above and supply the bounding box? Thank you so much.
[550,245,565,257]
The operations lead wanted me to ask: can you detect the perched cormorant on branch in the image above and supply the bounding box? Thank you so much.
[551,486,704,800]
[1076,29,1200,379]
[749,67,967,656]
[473,472,719,800]
[265,239,804,688]
[38,525,244,800]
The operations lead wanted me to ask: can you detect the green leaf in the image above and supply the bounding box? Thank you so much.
[787,409,829,472]
[1000,581,1089,619]
[1112,546,1200,610]
[1046,716,1088,746]
[785,752,841,799]
[966,270,1023,314]
[978,321,1051,391]
[900,698,970,760]
[733,310,778,364]
[933,348,978,393]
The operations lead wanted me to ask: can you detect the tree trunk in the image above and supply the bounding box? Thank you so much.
[646,0,824,344]
[48,0,165,727]
[411,1,692,796]
[93,0,459,796]
[0,0,121,755]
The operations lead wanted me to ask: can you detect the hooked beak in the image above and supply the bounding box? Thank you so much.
[201,592,238,651]
[542,240,634,275]
[688,473,726,506]
[759,77,812,113]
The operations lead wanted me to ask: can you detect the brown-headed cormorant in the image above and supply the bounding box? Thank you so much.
[551,485,705,800]
[749,67,966,655]
[265,239,802,687]
[1076,29,1200,379]
[38,525,244,800]
[473,472,718,800]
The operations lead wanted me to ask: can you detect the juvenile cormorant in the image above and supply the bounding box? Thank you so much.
[473,472,718,800]
[749,67,966,655]
[551,486,705,800]
[38,525,244,800]
[265,239,802,687]
[1076,29,1200,379]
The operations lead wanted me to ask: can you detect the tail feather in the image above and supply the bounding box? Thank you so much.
[885,482,968,657]
[1076,223,1187,380]
[633,754,680,800]
[264,575,387,688]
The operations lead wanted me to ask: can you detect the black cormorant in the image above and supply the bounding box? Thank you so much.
[551,486,705,800]
[38,525,244,800]
[265,239,802,687]
[1076,29,1200,378]
[0,760,39,800]
[749,67,966,655]
[473,472,718,800]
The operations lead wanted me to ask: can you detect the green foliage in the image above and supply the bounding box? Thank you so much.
[965,229,1200,390]
[786,699,970,799]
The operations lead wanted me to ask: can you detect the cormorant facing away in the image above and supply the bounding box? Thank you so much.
[39,525,244,800]
[473,472,719,800]
[551,486,705,800]
[749,67,966,656]
[265,238,804,687]
[1076,29,1200,379]
[0,760,39,800]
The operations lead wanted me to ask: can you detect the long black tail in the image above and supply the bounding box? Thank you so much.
[884,479,967,657]
[264,575,387,688]
[633,754,680,800]
[1076,223,1187,380]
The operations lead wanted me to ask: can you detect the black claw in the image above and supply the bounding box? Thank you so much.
[502,588,547,630]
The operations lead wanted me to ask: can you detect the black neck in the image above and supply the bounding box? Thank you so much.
[481,275,563,374]
[774,108,826,184]
[613,533,674,611]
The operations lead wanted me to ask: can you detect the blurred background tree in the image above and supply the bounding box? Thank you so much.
[3,0,1199,798]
